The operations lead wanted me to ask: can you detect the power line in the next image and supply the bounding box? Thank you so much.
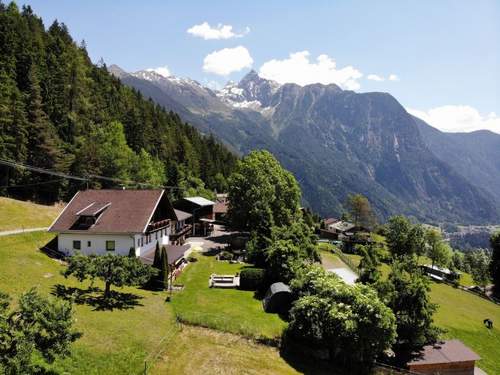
[0,158,87,182]
[0,158,185,191]
[0,178,65,189]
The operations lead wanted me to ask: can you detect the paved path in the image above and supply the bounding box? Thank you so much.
[0,227,49,237]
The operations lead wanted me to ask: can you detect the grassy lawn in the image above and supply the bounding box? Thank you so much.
[0,197,61,231]
[171,254,287,339]
[320,250,347,269]
[153,326,306,375]
[0,232,177,374]
[430,283,500,374]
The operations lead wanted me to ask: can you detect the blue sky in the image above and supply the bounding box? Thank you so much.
[20,0,500,133]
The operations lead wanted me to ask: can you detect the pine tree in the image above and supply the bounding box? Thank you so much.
[160,246,170,290]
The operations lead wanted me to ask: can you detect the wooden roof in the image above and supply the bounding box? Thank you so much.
[407,340,480,366]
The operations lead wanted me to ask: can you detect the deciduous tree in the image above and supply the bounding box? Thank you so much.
[0,288,81,373]
[287,265,396,365]
[64,254,156,298]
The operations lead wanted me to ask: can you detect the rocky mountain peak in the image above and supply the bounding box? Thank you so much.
[216,70,281,109]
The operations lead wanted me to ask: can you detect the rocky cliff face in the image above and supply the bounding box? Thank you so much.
[111,66,500,224]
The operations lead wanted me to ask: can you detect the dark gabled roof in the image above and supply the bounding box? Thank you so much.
[166,244,191,264]
[174,209,192,221]
[49,189,165,234]
[407,340,480,366]
[140,244,190,265]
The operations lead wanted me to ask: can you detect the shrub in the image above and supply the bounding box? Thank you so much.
[239,268,266,290]
[218,251,233,261]
[187,255,198,263]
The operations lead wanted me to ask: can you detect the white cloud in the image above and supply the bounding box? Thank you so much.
[187,22,249,40]
[367,74,384,82]
[203,46,253,76]
[407,105,500,134]
[388,74,399,81]
[258,51,363,90]
[146,66,171,77]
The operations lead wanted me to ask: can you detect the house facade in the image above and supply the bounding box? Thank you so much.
[49,189,185,257]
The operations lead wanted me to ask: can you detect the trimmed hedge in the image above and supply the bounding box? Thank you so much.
[239,268,266,290]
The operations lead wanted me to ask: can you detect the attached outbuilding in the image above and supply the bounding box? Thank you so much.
[262,282,293,314]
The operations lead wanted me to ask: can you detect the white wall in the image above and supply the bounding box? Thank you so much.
[58,233,137,256]
[58,230,170,257]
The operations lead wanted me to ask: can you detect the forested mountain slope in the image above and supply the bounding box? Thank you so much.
[0,3,236,203]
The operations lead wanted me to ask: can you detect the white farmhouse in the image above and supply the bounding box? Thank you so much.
[48,189,190,257]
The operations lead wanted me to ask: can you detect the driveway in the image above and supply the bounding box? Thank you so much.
[186,224,235,253]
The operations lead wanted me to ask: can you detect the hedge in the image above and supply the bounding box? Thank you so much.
[239,268,266,290]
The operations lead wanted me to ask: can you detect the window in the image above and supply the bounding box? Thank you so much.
[73,240,81,250]
[87,241,91,247]
[106,241,115,251]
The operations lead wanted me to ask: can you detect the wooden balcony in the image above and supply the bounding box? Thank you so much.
[147,219,170,232]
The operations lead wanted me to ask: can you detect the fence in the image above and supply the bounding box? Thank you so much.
[141,319,181,374]
[333,248,359,274]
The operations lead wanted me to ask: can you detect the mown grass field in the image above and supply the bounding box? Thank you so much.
[431,283,500,375]
[0,233,300,374]
[153,326,313,375]
[0,232,176,374]
[0,197,62,231]
[171,253,287,339]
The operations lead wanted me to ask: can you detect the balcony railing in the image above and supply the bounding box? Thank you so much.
[170,224,192,238]
[147,219,170,232]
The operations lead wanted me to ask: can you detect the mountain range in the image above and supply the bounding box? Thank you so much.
[109,65,500,224]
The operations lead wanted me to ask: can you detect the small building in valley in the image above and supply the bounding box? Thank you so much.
[407,340,483,375]
[48,189,190,257]
[420,264,460,283]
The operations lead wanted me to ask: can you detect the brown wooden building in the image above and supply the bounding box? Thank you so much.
[407,340,484,375]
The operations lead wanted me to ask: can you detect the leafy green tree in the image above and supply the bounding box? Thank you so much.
[451,250,467,272]
[425,229,452,268]
[131,148,166,186]
[0,288,81,373]
[386,216,426,259]
[265,240,303,283]
[468,249,491,290]
[490,232,500,298]
[378,260,441,349]
[357,243,382,285]
[228,150,301,233]
[287,265,396,365]
[64,254,156,298]
[346,193,377,229]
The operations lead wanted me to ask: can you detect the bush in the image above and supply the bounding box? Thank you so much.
[218,251,233,261]
[187,255,198,263]
[239,268,266,290]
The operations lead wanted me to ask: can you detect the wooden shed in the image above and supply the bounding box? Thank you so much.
[407,340,484,375]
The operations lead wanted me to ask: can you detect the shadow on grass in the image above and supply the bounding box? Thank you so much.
[52,284,143,311]
[201,248,222,256]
